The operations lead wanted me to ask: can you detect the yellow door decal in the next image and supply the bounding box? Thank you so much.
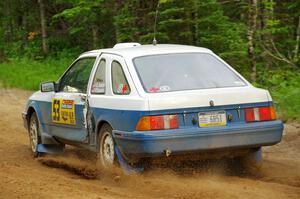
[52,99,76,125]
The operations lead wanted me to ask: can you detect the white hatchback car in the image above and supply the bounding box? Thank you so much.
[22,43,283,170]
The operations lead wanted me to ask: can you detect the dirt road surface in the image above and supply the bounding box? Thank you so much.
[0,88,300,199]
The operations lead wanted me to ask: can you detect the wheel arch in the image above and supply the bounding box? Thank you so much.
[25,103,44,135]
[25,101,59,145]
[96,120,113,135]
[95,120,114,146]
[26,106,36,131]
[26,106,44,146]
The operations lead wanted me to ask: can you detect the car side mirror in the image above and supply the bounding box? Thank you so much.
[40,81,56,92]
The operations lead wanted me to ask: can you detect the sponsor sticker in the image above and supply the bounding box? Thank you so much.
[52,99,76,125]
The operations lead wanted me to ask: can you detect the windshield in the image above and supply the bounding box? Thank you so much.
[133,53,246,93]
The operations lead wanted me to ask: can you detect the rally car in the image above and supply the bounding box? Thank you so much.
[22,43,283,171]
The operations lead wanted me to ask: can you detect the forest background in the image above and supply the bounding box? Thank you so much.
[0,0,299,121]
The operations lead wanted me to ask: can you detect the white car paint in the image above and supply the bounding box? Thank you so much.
[27,44,271,112]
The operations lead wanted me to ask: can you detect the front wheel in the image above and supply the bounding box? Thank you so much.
[97,124,117,168]
[28,112,41,158]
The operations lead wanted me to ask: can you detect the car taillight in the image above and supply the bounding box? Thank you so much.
[136,115,179,131]
[245,106,277,122]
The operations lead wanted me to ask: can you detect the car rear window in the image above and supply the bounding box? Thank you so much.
[133,53,246,93]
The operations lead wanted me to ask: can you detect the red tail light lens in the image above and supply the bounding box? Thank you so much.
[136,115,179,131]
[259,107,272,121]
[245,106,277,122]
[149,116,164,130]
[245,108,255,122]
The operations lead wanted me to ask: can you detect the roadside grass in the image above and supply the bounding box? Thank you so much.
[0,59,299,122]
[265,77,300,123]
[0,58,72,90]
[256,69,300,122]
[272,86,300,122]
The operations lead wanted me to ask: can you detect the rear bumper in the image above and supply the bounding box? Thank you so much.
[113,120,283,160]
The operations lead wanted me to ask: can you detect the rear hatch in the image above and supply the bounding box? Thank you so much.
[133,52,271,129]
[146,87,271,128]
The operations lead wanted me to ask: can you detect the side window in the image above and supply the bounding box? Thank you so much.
[111,61,130,95]
[59,57,95,93]
[91,59,106,94]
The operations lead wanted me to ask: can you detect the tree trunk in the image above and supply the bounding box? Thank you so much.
[192,0,199,46]
[294,16,300,61]
[22,12,28,49]
[247,0,257,82]
[38,0,48,54]
[259,0,296,67]
[92,26,99,49]
[4,0,13,43]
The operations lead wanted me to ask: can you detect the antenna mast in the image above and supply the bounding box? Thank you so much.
[153,2,160,45]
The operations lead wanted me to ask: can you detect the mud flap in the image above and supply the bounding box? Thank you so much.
[115,145,144,175]
[37,144,64,154]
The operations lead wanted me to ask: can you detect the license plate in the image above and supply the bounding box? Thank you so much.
[198,111,227,127]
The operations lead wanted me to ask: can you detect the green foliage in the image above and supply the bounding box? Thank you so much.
[0,58,72,90]
[256,69,300,122]
[114,1,156,43]
[114,2,139,42]
[0,0,299,121]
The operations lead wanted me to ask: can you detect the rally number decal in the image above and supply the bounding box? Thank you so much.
[52,99,76,125]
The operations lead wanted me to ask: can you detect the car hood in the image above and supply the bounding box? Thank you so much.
[146,86,271,111]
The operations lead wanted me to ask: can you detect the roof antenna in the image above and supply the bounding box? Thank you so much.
[153,2,160,45]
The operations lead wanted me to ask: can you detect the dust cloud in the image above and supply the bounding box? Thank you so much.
[0,88,299,199]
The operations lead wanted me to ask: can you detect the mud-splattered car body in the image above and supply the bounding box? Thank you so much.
[22,43,284,169]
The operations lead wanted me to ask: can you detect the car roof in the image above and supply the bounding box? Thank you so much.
[80,44,213,59]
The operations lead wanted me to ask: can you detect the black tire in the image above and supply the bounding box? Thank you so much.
[28,112,41,158]
[97,124,117,168]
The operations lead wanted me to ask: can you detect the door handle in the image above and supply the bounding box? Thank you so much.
[79,94,87,102]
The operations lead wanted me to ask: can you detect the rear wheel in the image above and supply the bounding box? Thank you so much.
[97,124,117,168]
[28,112,41,158]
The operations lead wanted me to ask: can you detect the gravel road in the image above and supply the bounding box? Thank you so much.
[0,88,299,199]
